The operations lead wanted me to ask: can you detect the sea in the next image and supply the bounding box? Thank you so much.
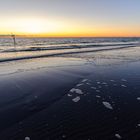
[0,37,140,62]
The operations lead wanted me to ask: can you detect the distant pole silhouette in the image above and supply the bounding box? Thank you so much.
[11,34,16,47]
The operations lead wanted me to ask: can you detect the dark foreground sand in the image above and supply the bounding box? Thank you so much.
[0,46,140,140]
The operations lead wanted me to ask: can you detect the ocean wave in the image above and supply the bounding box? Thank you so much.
[1,43,136,53]
[0,45,136,63]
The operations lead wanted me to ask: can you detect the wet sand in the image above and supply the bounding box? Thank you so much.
[0,47,140,140]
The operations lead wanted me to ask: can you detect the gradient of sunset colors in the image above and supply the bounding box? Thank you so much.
[0,0,140,37]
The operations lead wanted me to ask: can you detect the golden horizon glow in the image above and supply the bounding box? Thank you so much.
[0,17,140,37]
[1,0,140,37]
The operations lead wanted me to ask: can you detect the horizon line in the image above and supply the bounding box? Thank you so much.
[0,34,140,38]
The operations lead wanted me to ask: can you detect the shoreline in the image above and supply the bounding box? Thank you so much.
[0,44,138,63]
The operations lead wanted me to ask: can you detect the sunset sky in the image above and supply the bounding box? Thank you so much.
[0,0,140,37]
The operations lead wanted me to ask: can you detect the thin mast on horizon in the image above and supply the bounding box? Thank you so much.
[11,34,16,47]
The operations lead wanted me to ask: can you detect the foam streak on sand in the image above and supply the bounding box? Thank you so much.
[121,85,127,88]
[96,90,100,92]
[70,88,84,94]
[82,79,88,82]
[121,79,127,82]
[102,102,113,110]
[72,96,80,102]
[115,134,122,139]
[67,94,72,97]
[96,95,101,98]
[110,80,115,82]
[25,137,30,140]
[76,83,83,87]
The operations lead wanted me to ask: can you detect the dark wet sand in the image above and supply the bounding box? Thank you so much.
[0,54,140,140]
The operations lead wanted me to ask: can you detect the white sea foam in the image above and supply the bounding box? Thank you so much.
[96,90,100,92]
[82,79,88,82]
[0,38,139,63]
[137,97,140,100]
[115,134,122,139]
[76,83,83,87]
[72,96,80,102]
[25,137,30,140]
[96,95,101,98]
[86,83,91,85]
[121,85,127,87]
[110,80,115,82]
[70,88,83,94]
[102,102,113,110]
[67,94,72,97]
[121,79,127,82]
[62,134,66,138]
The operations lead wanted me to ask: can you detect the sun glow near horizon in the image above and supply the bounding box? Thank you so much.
[0,17,140,37]
[0,18,62,35]
[0,0,140,37]
[0,17,92,37]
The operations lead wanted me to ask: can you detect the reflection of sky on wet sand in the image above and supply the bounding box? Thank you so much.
[67,46,140,65]
[0,57,85,75]
[0,45,138,62]
[0,45,140,75]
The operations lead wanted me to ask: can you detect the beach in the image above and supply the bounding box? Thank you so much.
[1,0,140,138]
[0,38,140,140]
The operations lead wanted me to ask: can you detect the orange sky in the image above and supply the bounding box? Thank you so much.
[0,0,140,37]
[0,17,140,37]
